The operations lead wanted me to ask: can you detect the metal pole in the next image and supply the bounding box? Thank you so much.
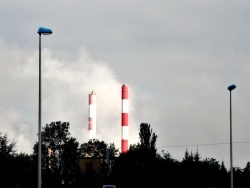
[229,90,233,188]
[38,33,42,188]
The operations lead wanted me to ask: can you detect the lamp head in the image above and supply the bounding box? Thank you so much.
[38,27,52,35]
[228,84,236,91]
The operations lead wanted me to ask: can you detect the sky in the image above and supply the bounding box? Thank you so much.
[1,1,250,169]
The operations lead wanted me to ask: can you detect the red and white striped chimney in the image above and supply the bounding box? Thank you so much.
[89,91,96,140]
[121,84,129,153]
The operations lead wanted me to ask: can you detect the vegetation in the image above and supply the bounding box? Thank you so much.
[33,121,81,186]
[0,122,250,187]
[0,133,36,187]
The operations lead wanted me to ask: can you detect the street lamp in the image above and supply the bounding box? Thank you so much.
[228,84,236,188]
[37,27,52,188]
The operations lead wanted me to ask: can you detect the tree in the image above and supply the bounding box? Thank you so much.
[79,139,119,161]
[80,139,108,158]
[218,160,229,187]
[0,132,16,157]
[12,153,36,187]
[79,139,119,187]
[194,149,201,163]
[0,133,16,187]
[243,162,250,186]
[118,122,158,167]
[79,139,119,173]
[139,122,158,160]
[61,137,80,184]
[161,150,177,163]
[33,121,80,186]
[183,148,194,162]
[201,157,221,187]
[112,123,159,188]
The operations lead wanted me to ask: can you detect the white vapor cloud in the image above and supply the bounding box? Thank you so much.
[0,39,139,154]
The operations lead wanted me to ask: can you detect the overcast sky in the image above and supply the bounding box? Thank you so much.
[1,1,250,169]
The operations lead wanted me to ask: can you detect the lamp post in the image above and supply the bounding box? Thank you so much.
[37,27,52,188]
[228,84,236,188]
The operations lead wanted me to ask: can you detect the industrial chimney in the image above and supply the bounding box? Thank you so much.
[121,84,129,153]
[89,91,96,140]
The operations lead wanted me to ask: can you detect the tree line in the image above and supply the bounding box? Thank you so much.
[0,121,250,188]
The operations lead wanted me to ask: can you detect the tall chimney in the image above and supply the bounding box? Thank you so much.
[89,91,96,140]
[121,84,129,153]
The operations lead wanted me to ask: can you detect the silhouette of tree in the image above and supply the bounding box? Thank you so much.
[79,139,119,187]
[243,162,250,186]
[194,149,201,162]
[0,133,16,187]
[234,167,244,187]
[79,139,118,158]
[201,157,221,187]
[112,122,159,188]
[218,160,229,187]
[12,153,36,187]
[33,121,80,186]
[4,120,250,187]
[139,122,157,158]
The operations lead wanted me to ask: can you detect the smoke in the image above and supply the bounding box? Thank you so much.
[0,39,139,154]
